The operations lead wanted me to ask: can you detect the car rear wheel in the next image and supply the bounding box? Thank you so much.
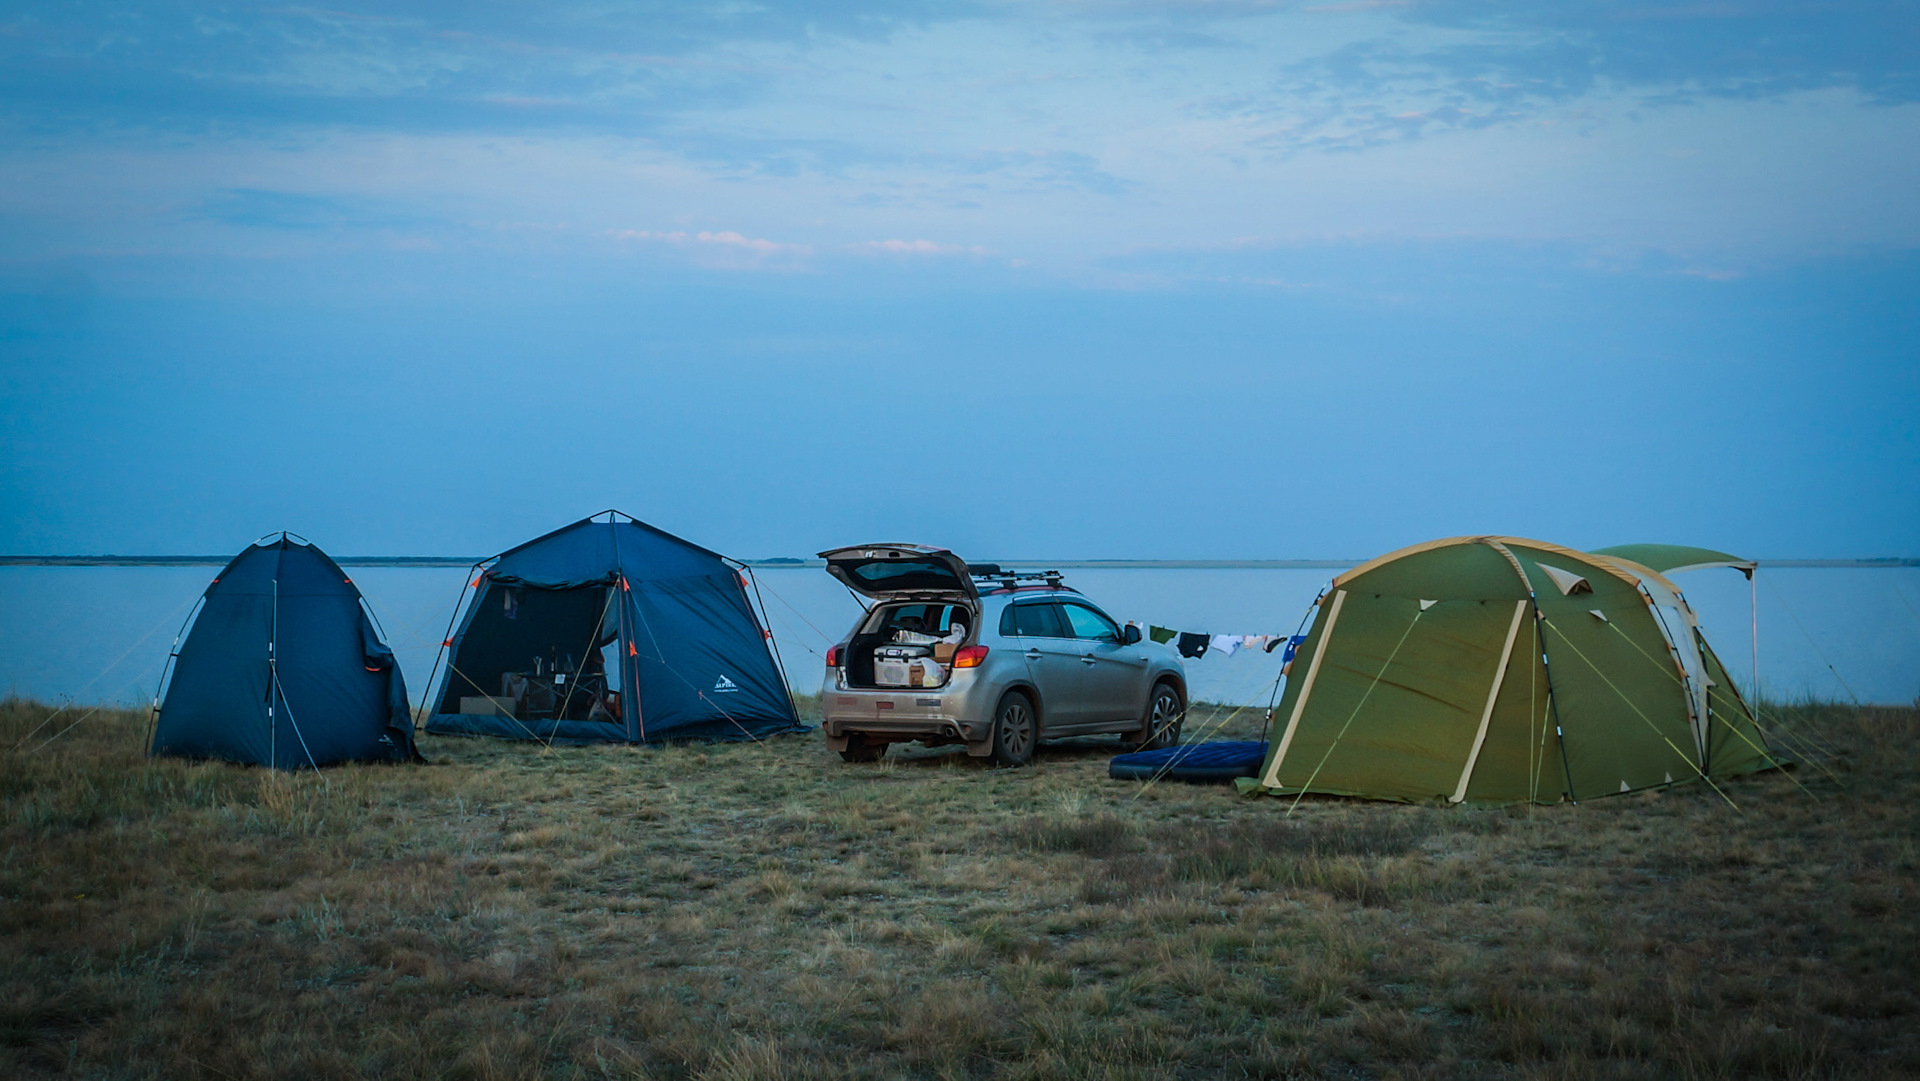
[839,734,887,763]
[989,691,1037,767]
[1141,682,1184,750]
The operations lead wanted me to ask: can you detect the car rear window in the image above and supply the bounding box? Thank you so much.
[845,560,959,586]
[876,604,966,635]
[1000,601,1067,638]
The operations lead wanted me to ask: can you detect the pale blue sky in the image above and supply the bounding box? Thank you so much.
[2,2,1915,560]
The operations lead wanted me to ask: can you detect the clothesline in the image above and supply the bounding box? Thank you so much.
[1127,623,1306,662]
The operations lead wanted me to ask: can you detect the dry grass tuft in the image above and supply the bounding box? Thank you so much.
[1,695,1915,1078]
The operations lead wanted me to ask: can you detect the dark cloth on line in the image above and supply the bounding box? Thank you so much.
[1177,632,1209,659]
[1149,625,1176,645]
[1266,633,1306,655]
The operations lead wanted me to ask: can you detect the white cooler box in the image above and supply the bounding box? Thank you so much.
[874,645,944,688]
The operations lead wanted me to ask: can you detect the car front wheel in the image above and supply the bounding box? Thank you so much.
[989,692,1037,767]
[1141,683,1184,750]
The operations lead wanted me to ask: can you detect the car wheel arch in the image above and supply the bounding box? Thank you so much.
[1152,672,1186,703]
[1001,680,1044,728]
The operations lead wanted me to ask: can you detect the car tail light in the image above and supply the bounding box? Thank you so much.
[953,645,989,668]
[826,645,842,667]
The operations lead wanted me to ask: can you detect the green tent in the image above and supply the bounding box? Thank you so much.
[1241,536,1783,805]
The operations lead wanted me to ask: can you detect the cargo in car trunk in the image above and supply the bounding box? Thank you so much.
[844,601,974,689]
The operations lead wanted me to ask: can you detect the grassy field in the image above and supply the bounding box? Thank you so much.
[2,695,1915,1080]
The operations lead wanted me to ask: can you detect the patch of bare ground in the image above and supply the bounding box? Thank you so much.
[1,695,1913,1079]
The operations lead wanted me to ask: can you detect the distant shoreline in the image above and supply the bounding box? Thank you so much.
[2,556,1915,569]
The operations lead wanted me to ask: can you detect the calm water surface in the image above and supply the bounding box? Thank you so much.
[2,566,1915,711]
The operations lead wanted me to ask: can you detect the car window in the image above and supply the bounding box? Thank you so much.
[1000,601,1068,638]
[875,604,968,636]
[1060,602,1121,641]
[878,604,936,633]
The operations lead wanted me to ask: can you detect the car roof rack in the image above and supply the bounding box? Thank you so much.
[967,564,1067,590]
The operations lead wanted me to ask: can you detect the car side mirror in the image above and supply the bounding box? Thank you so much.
[1121,625,1142,645]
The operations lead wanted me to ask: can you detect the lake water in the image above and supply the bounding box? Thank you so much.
[2,566,1916,712]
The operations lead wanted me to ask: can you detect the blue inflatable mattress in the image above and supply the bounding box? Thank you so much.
[1108,740,1268,783]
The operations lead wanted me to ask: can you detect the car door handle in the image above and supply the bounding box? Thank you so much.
[1080,655,1098,665]
[1025,650,1043,660]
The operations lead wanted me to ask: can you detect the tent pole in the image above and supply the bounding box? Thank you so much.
[145,593,205,756]
[269,577,279,770]
[1261,587,1324,744]
[1480,541,1575,803]
[1529,611,1543,805]
[1749,570,1760,709]
[619,576,642,742]
[609,520,640,743]
[556,588,615,727]
[420,561,485,725]
[1532,598,1579,805]
[738,562,799,724]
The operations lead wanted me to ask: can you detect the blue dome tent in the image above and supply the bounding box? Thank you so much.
[149,533,420,769]
[423,511,802,745]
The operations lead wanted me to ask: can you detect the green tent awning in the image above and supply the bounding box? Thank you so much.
[1590,544,1755,577]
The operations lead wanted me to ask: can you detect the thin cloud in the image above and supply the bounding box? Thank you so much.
[696,229,803,255]
[1304,1,1412,11]
[607,227,812,269]
[854,239,991,256]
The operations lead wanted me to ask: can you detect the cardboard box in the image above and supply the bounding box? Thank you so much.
[932,643,958,663]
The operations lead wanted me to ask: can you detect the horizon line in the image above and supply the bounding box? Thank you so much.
[1,555,1915,569]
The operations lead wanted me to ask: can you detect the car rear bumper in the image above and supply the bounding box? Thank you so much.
[821,672,1001,752]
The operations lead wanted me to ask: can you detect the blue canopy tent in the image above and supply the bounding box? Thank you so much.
[149,533,420,769]
[424,511,802,744]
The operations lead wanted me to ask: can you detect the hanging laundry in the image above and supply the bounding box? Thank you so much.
[1149,626,1176,645]
[1278,635,1307,663]
[1241,635,1269,653]
[1176,632,1209,659]
[1209,634,1239,657]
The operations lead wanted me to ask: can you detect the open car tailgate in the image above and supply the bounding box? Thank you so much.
[818,544,979,602]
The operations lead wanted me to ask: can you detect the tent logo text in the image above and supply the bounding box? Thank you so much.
[713,674,739,693]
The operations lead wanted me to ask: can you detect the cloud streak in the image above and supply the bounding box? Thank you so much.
[854,239,991,255]
[607,226,813,269]
[1,0,1915,282]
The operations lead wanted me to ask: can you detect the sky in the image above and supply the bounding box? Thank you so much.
[1,1,1916,561]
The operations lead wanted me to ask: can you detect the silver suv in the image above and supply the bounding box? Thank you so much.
[817,544,1187,766]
